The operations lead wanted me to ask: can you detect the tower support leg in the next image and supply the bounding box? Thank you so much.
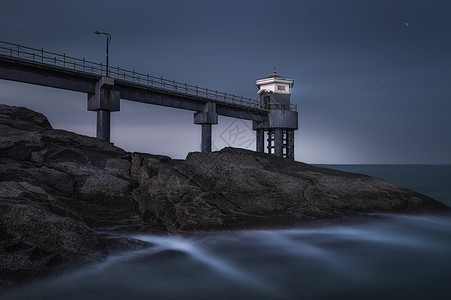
[287,129,295,160]
[256,129,264,153]
[274,128,283,157]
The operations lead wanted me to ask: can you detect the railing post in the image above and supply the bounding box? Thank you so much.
[147,73,150,86]
[63,53,66,68]
[185,83,187,93]
[133,71,135,82]
[83,58,85,72]
[173,80,175,91]
[32,53,35,61]
[224,93,226,101]
[215,90,218,100]
[41,48,44,63]
[10,48,12,57]
[206,88,208,98]
[196,85,198,96]
[54,57,56,65]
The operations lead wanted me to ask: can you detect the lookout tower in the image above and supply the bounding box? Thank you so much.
[253,69,298,159]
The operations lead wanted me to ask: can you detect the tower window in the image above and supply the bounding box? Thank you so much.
[277,85,286,91]
[263,96,270,109]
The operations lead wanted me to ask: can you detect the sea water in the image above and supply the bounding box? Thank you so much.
[2,165,451,300]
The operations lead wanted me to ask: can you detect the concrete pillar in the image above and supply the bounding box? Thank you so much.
[88,77,120,143]
[256,129,264,153]
[194,101,218,153]
[201,124,212,153]
[287,129,295,160]
[96,110,111,142]
[274,128,283,157]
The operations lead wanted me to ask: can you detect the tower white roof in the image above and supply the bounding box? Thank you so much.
[256,69,294,94]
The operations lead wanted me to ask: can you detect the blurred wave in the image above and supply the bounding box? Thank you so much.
[3,213,451,300]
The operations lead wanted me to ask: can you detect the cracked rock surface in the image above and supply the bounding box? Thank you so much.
[0,104,448,288]
[131,147,448,232]
[0,105,146,288]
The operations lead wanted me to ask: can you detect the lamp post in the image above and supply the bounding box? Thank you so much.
[94,31,111,76]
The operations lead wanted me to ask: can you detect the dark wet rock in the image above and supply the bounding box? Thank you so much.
[0,105,147,289]
[131,148,448,232]
[0,104,448,288]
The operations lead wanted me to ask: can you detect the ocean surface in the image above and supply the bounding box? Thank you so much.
[2,165,451,300]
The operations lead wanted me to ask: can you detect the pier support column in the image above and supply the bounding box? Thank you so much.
[286,129,294,160]
[274,128,283,157]
[88,77,120,142]
[256,129,264,153]
[201,124,212,153]
[97,110,111,142]
[194,102,218,153]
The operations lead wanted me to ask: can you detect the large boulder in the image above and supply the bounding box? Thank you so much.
[130,148,448,232]
[0,105,146,288]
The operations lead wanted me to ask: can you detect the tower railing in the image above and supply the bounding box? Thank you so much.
[0,41,293,111]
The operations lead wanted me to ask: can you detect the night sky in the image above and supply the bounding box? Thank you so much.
[1,0,450,164]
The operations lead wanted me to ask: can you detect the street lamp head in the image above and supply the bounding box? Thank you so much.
[94,30,111,76]
[94,31,111,42]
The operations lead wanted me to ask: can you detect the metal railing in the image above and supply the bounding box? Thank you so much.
[0,41,297,112]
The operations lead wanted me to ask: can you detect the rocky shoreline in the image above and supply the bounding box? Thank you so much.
[0,104,448,288]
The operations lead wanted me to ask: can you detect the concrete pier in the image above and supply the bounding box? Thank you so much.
[0,48,299,157]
